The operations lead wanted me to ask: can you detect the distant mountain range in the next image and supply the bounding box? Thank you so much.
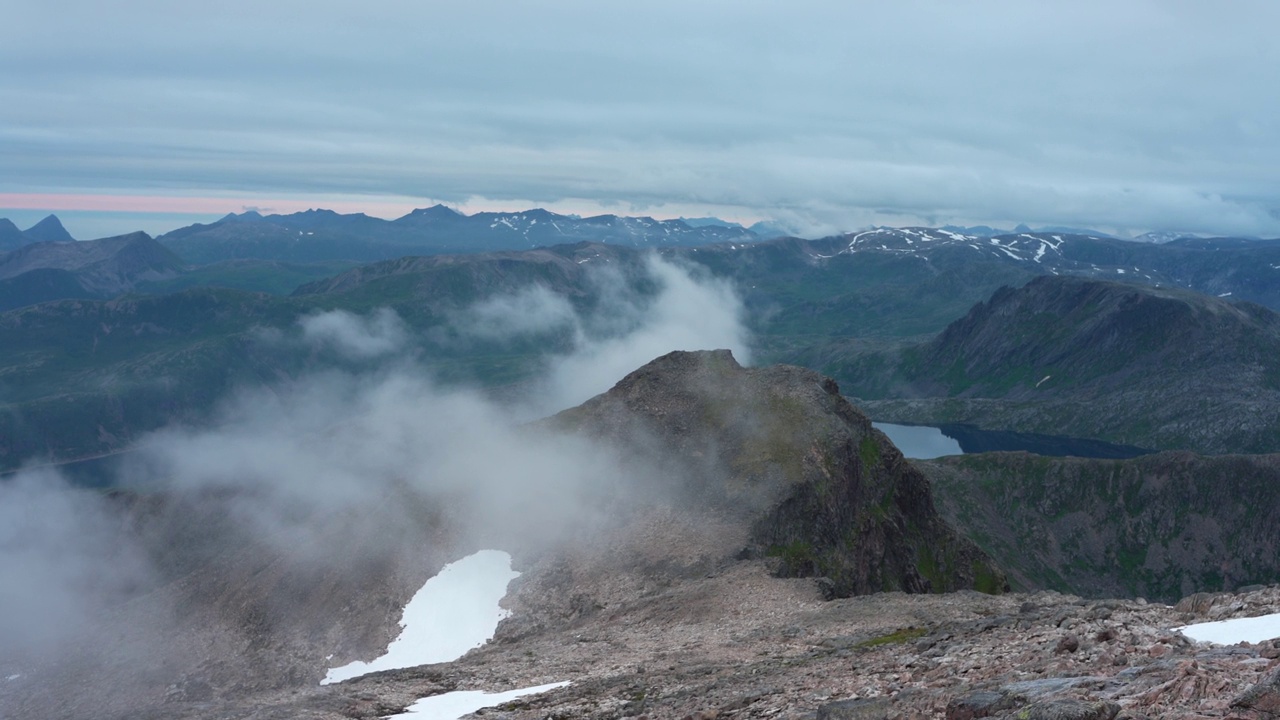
[156,205,764,264]
[0,214,75,251]
[797,226,1280,310]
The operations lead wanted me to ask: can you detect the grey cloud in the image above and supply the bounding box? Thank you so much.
[0,469,153,665]
[538,256,752,412]
[2,1,1278,236]
[300,308,408,359]
[454,285,579,342]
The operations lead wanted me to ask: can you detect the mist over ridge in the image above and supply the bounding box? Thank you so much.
[0,253,750,711]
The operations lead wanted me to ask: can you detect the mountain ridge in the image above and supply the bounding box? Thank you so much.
[158,206,760,264]
[837,275,1280,453]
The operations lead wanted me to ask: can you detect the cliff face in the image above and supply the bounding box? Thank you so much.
[921,450,1280,602]
[552,349,1006,597]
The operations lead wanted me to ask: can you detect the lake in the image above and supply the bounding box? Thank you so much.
[872,422,1152,460]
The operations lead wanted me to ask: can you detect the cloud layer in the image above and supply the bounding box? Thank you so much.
[2,1,1278,237]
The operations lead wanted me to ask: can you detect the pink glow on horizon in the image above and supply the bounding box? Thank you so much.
[0,193,428,219]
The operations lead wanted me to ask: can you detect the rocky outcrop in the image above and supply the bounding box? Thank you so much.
[551,349,1007,598]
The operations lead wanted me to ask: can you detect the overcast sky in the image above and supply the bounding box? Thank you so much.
[2,1,1278,239]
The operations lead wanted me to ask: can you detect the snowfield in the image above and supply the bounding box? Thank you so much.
[387,681,571,719]
[1177,612,1280,645]
[322,549,520,684]
[320,549,569,719]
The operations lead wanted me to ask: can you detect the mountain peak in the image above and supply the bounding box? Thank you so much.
[554,349,1006,597]
[0,218,33,252]
[401,204,463,219]
[221,211,263,223]
[23,214,75,243]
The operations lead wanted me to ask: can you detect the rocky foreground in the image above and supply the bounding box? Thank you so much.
[130,558,1280,720]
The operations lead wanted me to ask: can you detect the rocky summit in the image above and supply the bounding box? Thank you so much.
[550,349,1006,598]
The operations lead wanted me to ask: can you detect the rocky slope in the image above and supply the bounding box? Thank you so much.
[921,451,1280,602]
[839,275,1280,454]
[25,558,1280,719]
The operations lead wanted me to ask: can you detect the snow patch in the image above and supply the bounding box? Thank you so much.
[321,550,519,685]
[388,681,571,719]
[1177,612,1280,645]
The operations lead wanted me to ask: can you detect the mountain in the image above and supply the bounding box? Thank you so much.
[677,216,747,229]
[1035,224,1117,238]
[0,218,33,252]
[157,214,1280,317]
[835,275,1280,454]
[940,223,1010,237]
[549,350,1005,598]
[923,450,1280,602]
[745,219,796,238]
[158,205,759,264]
[22,214,75,243]
[1132,230,1193,244]
[0,232,185,311]
[798,226,1280,311]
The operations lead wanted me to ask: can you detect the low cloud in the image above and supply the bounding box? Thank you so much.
[0,469,152,666]
[457,285,578,342]
[300,307,408,359]
[0,253,750,697]
[538,255,751,411]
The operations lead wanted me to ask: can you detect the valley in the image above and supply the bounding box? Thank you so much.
[3,214,1280,719]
